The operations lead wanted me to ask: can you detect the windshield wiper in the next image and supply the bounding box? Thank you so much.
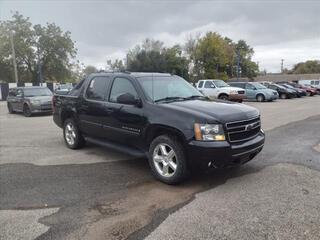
[183,95,208,100]
[155,97,186,103]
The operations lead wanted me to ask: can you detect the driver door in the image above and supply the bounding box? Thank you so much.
[103,77,145,147]
[203,81,218,98]
[245,83,256,99]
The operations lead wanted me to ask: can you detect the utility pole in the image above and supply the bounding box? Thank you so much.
[281,59,284,74]
[10,30,18,83]
[236,48,240,81]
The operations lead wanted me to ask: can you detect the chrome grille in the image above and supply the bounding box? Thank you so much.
[226,116,261,143]
[238,90,245,94]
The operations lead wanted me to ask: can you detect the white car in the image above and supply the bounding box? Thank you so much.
[196,79,246,102]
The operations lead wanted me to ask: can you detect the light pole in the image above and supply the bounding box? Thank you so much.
[236,48,240,81]
[10,30,18,84]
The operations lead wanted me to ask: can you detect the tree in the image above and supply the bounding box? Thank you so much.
[83,65,98,75]
[289,60,320,74]
[106,59,125,71]
[0,12,77,83]
[127,39,189,79]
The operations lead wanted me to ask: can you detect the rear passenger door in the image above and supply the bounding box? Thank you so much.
[78,76,111,138]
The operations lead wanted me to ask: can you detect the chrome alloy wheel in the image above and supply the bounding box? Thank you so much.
[153,143,177,177]
[65,122,76,146]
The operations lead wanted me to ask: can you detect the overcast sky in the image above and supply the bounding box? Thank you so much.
[1,0,319,72]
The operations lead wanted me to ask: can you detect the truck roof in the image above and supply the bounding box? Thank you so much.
[88,71,172,78]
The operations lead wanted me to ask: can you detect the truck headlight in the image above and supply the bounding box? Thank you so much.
[30,100,41,105]
[194,124,226,141]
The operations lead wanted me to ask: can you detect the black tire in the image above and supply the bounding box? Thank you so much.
[7,103,14,114]
[218,94,229,100]
[280,93,287,99]
[256,94,265,102]
[63,118,85,149]
[23,104,32,117]
[148,135,189,184]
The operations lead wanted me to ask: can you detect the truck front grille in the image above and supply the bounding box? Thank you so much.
[225,116,261,143]
[237,90,245,94]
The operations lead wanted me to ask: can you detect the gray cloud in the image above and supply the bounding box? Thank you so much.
[1,0,319,72]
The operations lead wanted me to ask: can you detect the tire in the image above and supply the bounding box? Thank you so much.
[148,135,189,184]
[7,103,14,114]
[218,94,229,100]
[280,93,287,99]
[256,94,265,102]
[23,104,32,117]
[63,118,85,149]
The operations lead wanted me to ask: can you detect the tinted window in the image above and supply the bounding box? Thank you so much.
[269,85,277,90]
[110,78,138,103]
[315,80,319,85]
[24,88,52,97]
[86,77,110,100]
[8,89,16,97]
[311,81,315,84]
[246,84,256,90]
[204,81,215,88]
[198,81,204,88]
[16,89,24,96]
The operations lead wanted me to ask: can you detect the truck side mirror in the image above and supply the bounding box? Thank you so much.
[117,93,142,107]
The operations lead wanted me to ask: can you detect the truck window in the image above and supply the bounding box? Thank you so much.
[204,81,215,88]
[86,77,110,101]
[311,80,315,85]
[315,80,319,85]
[109,78,138,103]
[198,81,204,88]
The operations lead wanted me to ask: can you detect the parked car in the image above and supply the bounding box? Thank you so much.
[196,79,246,102]
[280,83,307,97]
[286,82,316,96]
[55,83,73,95]
[7,87,53,117]
[229,82,278,102]
[298,79,320,89]
[264,83,295,99]
[53,72,265,184]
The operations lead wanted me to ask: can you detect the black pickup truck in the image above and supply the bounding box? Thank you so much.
[53,72,265,184]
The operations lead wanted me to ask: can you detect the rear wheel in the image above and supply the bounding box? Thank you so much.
[7,103,14,114]
[280,93,287,99]
[148,135,189,184]
[218,94,229,100]
[256,94,265,102]
[23,104,32,117]
[63,118,85,149]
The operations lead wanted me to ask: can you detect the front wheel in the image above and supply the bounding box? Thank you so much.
[63,118,85,149]
[256,94,265,102]
[23,104,32,117]
[218,94,229,101]
[7,103,14,114]
[280,93,287,99]
[148,135,189,184]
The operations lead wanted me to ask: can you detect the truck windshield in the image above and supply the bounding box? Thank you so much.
[138,76,203,102]
[24,88,52,97]
[212,80,230,88]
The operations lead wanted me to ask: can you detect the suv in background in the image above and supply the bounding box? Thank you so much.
[229,82,278,102]
[53,72,265,184]
[196,79,246,102]
[7,87,53,117]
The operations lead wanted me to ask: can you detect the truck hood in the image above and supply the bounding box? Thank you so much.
[160,100,259,124]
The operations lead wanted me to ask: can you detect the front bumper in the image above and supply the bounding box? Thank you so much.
[229,94,246,101]
[187,130,265,168]
[30,104,52,113]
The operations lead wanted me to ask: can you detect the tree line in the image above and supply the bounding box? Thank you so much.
[1,13,319,84]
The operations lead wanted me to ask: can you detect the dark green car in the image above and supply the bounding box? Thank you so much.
[7,87,53,117]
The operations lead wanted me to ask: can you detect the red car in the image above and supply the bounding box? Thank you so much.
[288,83,316,96]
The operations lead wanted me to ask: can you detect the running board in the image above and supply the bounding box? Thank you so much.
[84,136,146,158]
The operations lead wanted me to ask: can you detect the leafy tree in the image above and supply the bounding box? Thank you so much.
[127,39,189,79]
[106,59,126,71]
[0,12,77,83]
[289,60,320,74]
[83,65,98,75]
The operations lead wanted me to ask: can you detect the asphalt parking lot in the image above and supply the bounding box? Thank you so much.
[1,96,320,240]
